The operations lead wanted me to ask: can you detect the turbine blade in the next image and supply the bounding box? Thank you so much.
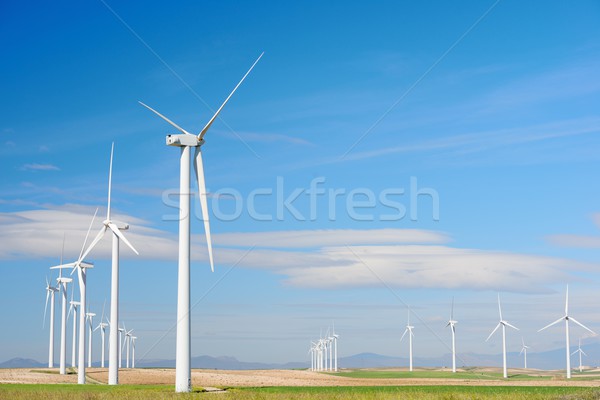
[565,285,569,315]
[194,147,214,272]
[569,317,596,335]
[400,328,408,342]
[451,296,454,320]
[486,323,501,342]
[198,52,264,140]
[571,349,578,356]
[581,349,588,356]
[107,222,139,255]
[107,142,114,221]
[80,226,107,262]
[101,299,106,322]
[504,321,519,331]
[43,289,50,328]
[538,316,564,332]
[138,101,192,135]
[78,208,99,262]
[497,293,503,321]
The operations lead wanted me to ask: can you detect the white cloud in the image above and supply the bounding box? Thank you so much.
[0,206,594,293]
[20,163,60,171]
[546,213,600,248]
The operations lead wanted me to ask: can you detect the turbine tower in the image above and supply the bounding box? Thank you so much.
[56,269,72,375]
[519,338,530,369]
[538,286,595,379]
[139,52,263,393]
[400,308,414,372]
[131,336,137,368]
[80,143,139,385]
[43,276,59,368]
[486,294,519,379]
[571,338,587,373]
[446,297,458,373]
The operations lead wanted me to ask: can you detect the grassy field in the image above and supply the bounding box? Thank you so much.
[0,384,599,399]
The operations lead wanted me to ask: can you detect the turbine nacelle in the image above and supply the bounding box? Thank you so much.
[104,219,129,230]
[166,134,202,147]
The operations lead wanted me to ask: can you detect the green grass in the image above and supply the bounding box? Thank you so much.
[328,370,553,380]
[0,384,598,400]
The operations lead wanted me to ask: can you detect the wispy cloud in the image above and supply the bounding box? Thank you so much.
[1,207,594,293]
[20,163,60,171]
[546,213,600,248]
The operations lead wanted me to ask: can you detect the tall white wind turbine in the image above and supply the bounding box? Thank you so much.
[519,338,530,369]
[486,294,519,379]
[571,338,587,373]
[52,211,96,384]
[538,286,595,379]
[56,268,72,374]
[139,52,263,393]
[43,276,59,368]
[446,297,458,373]
[79,143,139,385]
[400,309,415,372]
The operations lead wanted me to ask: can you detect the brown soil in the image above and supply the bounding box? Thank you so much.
[2,368,600,387]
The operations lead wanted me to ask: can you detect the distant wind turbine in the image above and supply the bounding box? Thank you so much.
[446,297,458,373]
[400,308,415,372]
[571,338,587,373]
[131,336,137,368]
[538,286,595,379]
[79,143,139,385]
[519,338,530,369]
[139,52,263,393]
[86,311,95,368]
[486,294,519,379]
[332,323,339,372]
[94,301,108,368]
[43,275,59,368]
[68,296,79,368]
[56,267,72,375]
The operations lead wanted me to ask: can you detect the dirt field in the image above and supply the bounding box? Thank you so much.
[2,368,600,388]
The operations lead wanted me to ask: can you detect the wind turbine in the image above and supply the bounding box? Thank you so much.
[118,324,125,368]
[538,286,595,379]
[79,143,139,385]
[52,211,96,384]
[486,294,519,379]
[332,323,339,372]
[86,311,96,368]
[519,338,530,369]
[94,302,108,368]
[56,268,72,375]
[68,297,80,368]
[446,297,458,373]
[43,276,59,368]
[139,52,263,393]
[400,308,415,372]
[571,338,587,373]
[131,336,137,368]
[122,324,133,368]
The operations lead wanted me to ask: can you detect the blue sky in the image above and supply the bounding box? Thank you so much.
[2,0,600,367]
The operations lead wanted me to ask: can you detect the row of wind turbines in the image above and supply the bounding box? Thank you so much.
[309,326,339,372]
[42,142,140,385]
[44,277,139,372]
[40,53,263,393]
[398,287,595,379]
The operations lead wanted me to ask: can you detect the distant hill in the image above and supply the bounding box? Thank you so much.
[4,343,600,370]
[0,358,45,368]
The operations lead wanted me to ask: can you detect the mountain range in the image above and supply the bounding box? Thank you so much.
[3,343,600,370]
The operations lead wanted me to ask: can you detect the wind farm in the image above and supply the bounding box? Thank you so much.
[2,1,600,399]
